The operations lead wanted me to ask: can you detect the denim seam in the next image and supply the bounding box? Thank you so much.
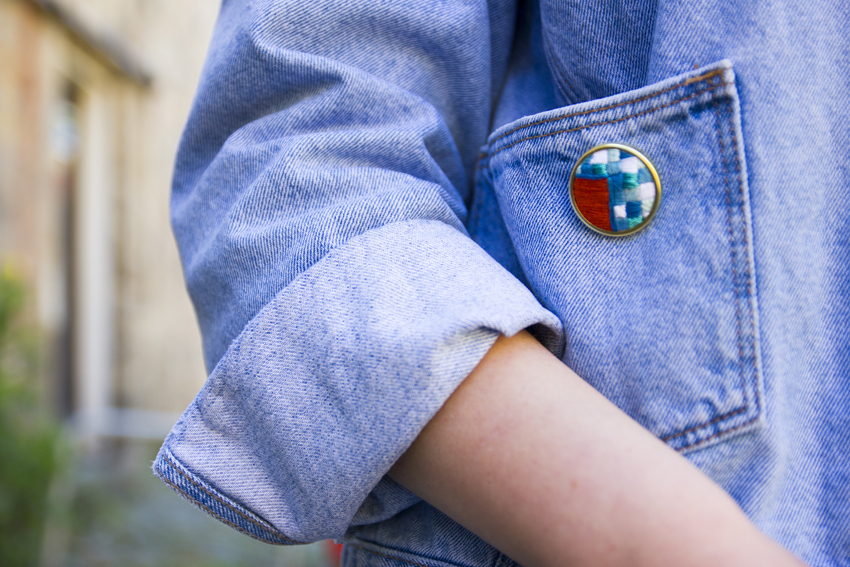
[159,449,300,544]
[661,405,748,443]
[155,470,288,544]
[468,161,486,237]
[726,91,762,420]
[545,36,582,107]
[662,80,758,450]
[713,80,749,418]
[684,412,760,449]
[487,67,726,149]
[485,79,730,162]
[541,28,572,105]
[161,451,278,536]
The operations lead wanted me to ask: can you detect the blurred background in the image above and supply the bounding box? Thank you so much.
[0,0,337,564]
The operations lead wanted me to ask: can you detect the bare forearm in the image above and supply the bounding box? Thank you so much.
[389,331,804,567]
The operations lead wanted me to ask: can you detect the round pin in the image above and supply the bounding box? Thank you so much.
[569,143,661,236]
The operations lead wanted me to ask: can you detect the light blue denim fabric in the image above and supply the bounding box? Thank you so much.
[154,1,850,565]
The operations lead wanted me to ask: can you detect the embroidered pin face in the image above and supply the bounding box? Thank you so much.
[569,144,661,236]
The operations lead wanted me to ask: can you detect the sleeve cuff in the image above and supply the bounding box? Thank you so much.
[154,219,562,543]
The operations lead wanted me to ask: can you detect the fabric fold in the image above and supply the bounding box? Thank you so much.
[155,219,562,543]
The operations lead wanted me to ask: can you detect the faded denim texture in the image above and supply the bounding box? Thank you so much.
[154,0,850,565]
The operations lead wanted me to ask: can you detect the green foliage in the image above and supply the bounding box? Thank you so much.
[0,272,60,567]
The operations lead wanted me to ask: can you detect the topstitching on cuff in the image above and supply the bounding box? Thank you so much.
[155,219,563,543]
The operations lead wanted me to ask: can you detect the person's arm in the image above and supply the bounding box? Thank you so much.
[390,331,805,567]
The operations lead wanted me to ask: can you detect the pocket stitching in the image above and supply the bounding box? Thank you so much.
[485,78,730,162]
[657,84,754,448]
[727,84,761,425]
[486,67,726,153]
[647,78,760,450]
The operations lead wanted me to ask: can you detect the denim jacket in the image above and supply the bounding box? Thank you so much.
[154,1,850,565]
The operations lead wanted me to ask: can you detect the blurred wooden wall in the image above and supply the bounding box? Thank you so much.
[0,0,219,440]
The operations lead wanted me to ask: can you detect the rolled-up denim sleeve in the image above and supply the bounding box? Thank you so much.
[153,0,562,544]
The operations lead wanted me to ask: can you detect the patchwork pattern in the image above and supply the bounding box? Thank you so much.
[570,145,659,235]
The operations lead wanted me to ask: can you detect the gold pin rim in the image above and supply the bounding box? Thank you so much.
[569,143,662,237]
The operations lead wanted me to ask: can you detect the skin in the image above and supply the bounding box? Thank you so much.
[389,331,806,567]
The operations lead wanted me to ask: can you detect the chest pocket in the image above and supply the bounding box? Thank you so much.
[473,60,762,452]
